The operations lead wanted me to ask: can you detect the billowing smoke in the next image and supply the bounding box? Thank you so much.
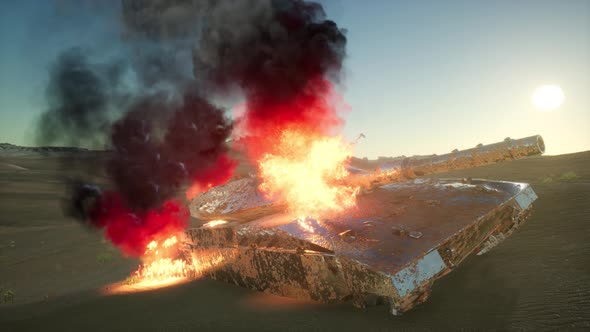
[37,51,235,256]
[107,93,233,211]
[36,48,126,148]
[123,0,348,144]
[36,0,347,256]
[192,0,347,159]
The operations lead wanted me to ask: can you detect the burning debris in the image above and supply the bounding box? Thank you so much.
[104,232,228,294]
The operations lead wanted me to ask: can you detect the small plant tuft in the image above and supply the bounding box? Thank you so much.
[1,288,15,303]
[96,252,113,265]
[539,176,554,184]
[558,171,579,181]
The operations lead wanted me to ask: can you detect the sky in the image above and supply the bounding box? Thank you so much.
[1,0,589,158]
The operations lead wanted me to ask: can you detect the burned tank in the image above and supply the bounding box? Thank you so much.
[183,135,544,315]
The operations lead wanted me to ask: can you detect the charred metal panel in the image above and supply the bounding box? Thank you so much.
[184,179,538,314]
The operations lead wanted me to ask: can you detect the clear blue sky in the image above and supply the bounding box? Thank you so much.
[1,0,589,157]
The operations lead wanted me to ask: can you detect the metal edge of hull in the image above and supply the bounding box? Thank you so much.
[183,181,537,315]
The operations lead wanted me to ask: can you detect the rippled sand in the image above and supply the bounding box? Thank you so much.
[1,152,589,331]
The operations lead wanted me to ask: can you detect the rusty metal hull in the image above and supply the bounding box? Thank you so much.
[184,179,537,314]
[348,135,545,190]
[190,135,544,222]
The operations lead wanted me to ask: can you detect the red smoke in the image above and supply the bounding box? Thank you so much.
[76,93,235,255]
[91,192,188,257]
[87,153,236,256]
[186,154,237,200]
[192,154,237,188]
[236,77,346,161]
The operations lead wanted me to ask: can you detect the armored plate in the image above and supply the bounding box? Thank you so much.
[184,178,537,314]
[189,135,544,223]
[189,177,287,221]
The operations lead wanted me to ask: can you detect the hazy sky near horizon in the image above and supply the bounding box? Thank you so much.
[1,0,589,158]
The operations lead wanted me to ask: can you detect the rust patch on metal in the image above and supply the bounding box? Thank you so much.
[184,178,538,315]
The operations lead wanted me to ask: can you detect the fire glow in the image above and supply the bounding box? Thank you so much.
[104,233,232,295]
[103,234,193,294]
[185,155,237,201]
[134,235,190,283]
[258,128,359,218]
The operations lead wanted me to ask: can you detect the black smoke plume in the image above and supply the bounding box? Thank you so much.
[36,0,346,242]
[107,92,232,210]
[36,48,125,148]
[192,0,347,103]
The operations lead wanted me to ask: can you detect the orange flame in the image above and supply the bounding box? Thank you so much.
[104,231,231,294]
[258,128,359,218]
[133,235,192,283]
[103,234,194,294]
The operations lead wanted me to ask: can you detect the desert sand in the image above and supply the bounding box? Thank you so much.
[0,151,589,331]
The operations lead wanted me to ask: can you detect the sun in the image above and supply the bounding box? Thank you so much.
[532,85,565,111]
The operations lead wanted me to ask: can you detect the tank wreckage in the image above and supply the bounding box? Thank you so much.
[184,135,544,315]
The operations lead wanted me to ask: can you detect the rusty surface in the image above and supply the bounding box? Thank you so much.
[348,135,545,190]
[190,135,544,222]
[184,178,538,314]
[189,177,286,222]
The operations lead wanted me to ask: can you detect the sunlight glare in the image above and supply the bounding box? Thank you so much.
[532,85,565,111]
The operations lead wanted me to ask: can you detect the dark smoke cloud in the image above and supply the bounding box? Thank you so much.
[37,0,346,253]
[192,0,347,103]
[121,0,207,89]
[107,92,232,210]
[121,0,347,102]
[121,0,207,40]
[37,1,236,221]
[36,47,126,148]
[119,0,348,156]
[127,42,193,89]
